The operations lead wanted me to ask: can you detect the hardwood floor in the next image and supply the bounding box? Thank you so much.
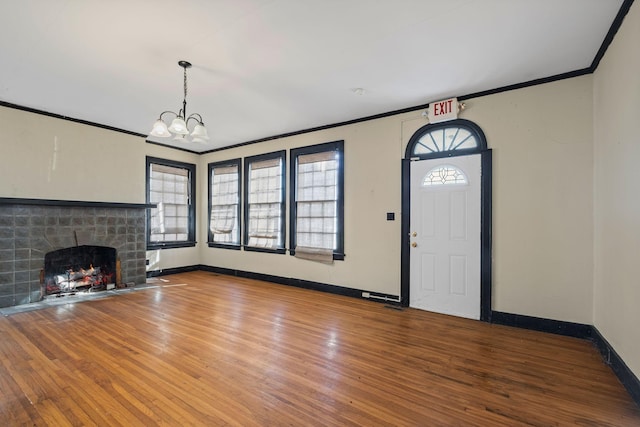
[0,271,638,426]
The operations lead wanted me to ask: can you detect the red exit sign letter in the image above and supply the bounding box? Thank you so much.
[427,97,458,123]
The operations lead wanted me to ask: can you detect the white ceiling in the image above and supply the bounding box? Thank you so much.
[0,0,624,153]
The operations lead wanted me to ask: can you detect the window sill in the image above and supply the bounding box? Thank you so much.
[244,246,286,255]
[147,241,197,250]
[208,242,241,250]
[289,250,345,261]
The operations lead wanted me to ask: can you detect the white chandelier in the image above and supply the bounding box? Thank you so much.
[149,60,209,143]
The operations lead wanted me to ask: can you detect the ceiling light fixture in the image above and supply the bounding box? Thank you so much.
[150,60,209,143]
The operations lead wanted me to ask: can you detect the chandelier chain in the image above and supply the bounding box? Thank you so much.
[183,66,188,100]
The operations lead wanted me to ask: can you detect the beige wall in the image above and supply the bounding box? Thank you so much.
[0,106,146,203]
[467,76,594,323]
[200,75,595,324]
[593,2,640,378]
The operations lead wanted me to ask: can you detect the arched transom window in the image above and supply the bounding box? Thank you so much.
[423,165,468,186]
[406,119,487,159]
[414,126,477,155]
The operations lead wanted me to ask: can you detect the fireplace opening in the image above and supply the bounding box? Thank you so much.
[43,245,117,295]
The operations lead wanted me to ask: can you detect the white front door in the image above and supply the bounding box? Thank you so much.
[409,154,481,319]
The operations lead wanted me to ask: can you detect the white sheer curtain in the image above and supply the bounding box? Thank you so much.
[149,164,189,242]
[295,151,337,262]
[247,158,283,248]
[210,165,239,244]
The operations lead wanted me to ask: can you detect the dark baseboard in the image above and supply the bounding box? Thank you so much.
[591,327,640,407]
[491,311,639,408]
[146,265,201,277]
[197,264,400,305]
[490,311,593,339]
[148,264,401,304]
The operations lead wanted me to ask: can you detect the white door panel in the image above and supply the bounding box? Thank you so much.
[409,155,481,320]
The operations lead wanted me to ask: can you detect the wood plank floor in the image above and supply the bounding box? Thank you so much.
[0,271,638,426]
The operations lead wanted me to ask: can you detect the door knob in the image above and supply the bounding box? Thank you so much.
[411,232,417,237]
[411,242,417,248]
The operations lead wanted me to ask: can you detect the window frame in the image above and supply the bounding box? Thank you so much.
[405,119,488,160]
[289,140,345,260]
[208,158,242,250]
[146,156,196,250]
[243,150,287,254]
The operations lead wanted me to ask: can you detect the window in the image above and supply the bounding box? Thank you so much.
[290,141,344,260]
[244,151,286,253]
[146,157,196,249]
[406,119,487,159]
[423,165,468,186]
[208,159,241,248]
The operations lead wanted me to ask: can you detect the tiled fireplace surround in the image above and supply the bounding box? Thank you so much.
[0,199,149,308]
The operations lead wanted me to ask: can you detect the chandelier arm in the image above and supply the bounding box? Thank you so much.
[186,113,204,125]
[158,110,179,121]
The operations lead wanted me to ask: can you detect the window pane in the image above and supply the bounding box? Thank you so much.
[295,152,338,251]
[422,165,468,186]
[246,155,284,249]
[412,125,479,156]
[210,162,240,245]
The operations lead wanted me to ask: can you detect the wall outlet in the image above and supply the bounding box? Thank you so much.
[362,291,370,298]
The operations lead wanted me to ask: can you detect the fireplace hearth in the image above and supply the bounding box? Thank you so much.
[43,245,117,295]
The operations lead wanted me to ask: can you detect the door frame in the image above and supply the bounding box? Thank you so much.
[400,119,492,321]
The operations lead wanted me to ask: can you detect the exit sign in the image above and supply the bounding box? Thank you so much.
[427,97,458,123]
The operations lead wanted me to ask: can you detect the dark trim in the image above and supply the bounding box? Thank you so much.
[145,156,197,250]
[289,140,345,260]
[590,0,635,71]
[207,158,242,249]
[591,326,640,407]
[491,311,593,339]
[243,150,287,253]
[404,119,488,159]
[146,265,201,277]
[457,68,592,102]
[147,241,197,250]
[0,197,154,209]
[198,264,398,303]
[0,100,147,138]
[198,107,427,154]
[480,150,493,321]
[491,311,640,407]
[200,70,595,156]
[145,139,201,155]
[243,246,287,255]
[207,242,242,250]
[400,159,411,307]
